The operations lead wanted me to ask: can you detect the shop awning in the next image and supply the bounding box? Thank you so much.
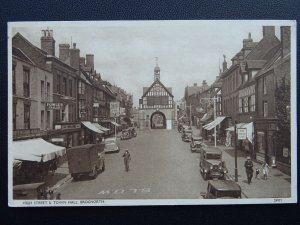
[225,122,253,143]
[93,123,110,132]
[82,121,104,134]
[13,138,66,162]
[111,121,121,127]
[203,116,226,130]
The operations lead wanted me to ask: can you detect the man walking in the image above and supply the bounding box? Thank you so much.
[244,156,254,184]
[122,150,131,172]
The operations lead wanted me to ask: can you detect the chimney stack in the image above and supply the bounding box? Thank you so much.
[41,28,55,56]
[243,32,253,48]
[59,44,70,61]
[202,80,207,86]
[193,83,197,87]
[263,26,275,37]
[70,43,80,73]
[280,26,291,57]
[80,57,86,66]
[86,54,94,71]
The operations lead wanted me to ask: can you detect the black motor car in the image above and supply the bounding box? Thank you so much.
[200,180,242,199]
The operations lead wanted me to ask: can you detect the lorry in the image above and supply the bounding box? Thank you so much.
[66,144,105,181]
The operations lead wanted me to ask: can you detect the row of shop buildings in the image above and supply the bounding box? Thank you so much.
[181,26,291,174]
[12,29,133,149]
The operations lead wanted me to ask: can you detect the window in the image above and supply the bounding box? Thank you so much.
[248,96,251,112]
[41,110,44,130]
[55,109,61,123]
[62,104,69,122]
[46,82,50,101]
[244,73,249,83]
[13,103,16,130]
[57,73,61,94]
[250,95,255,112]
[239,98,243,113]
[62,77,67,95]
[263,76,267,94]
[69,79,73,97]
[243,97,249,113]
[23,68,30,97]
[13,65,16,95]
[78,81,85,94]
[263,102,268,117]
[41,80,45,101]
[46,111,50,129]
[24,104,30,129]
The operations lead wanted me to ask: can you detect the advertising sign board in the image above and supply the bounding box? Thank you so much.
[237,128,247,140]
[110,102,120,117]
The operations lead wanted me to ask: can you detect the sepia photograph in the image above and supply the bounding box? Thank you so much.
[7,20,297,206]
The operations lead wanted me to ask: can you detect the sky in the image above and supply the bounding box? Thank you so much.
[10,20,293,107]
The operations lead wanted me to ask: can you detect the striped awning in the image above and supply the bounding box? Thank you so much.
[93,123,110,132]
[203,116,226,130]
[82,121,104,134]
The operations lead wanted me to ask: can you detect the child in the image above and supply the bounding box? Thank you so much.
[255,168,260,179]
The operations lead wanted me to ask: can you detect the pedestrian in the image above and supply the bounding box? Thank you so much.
[262,162,270,180]
[49,190,54,200]
[122,150,131,172]
[255,167,260,179]
[244,156,253,184]
[56,192,61,200]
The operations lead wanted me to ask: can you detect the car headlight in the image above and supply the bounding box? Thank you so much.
[210,165,213,170]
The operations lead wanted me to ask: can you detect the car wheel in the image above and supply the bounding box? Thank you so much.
[102,162,105,172]
[91,167,97,179]
[71,173,78,181]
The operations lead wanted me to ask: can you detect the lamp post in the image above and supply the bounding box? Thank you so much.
[234,121,238,182]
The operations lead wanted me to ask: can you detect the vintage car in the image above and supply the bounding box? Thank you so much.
[120,129,131,140]
[200,180,242,199]
[67,144,105,180]
[190,135,203,152]
[13,182,46,200]
[181,127,193,142]
[104,137,120,153]
[199,147,228,180]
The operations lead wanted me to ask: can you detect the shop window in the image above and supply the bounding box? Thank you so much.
[23,68,30,97]
[24,104,30,129]
[257,132,266,154]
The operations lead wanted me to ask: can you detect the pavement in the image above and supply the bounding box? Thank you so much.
[191,126,291,198]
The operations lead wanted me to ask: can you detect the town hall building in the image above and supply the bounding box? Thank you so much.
[139,61,175,130]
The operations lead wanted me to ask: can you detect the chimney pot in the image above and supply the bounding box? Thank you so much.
[194,83,197,87]
[280,26,291,57]
[263,26,275,37]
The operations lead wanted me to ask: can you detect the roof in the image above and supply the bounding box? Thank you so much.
[12,47,34,65]
[246,60,267,69]
[142,79,174,98]
[208,180,241,191]
[246,35,280,60]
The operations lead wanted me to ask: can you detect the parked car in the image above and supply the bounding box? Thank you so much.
[120,129,131,140]
[67,144,105,180]
[190,135,203,153]
[199,147,228,180]
[181,128,193,142]
[13,182,46,200]
[200,180,242,199]
[104,137,120,153]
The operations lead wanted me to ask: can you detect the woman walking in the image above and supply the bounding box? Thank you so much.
[262,162,270,180]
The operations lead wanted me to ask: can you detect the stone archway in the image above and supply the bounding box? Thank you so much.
[150,111,166,129]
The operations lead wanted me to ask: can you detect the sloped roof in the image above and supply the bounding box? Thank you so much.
[12,47,34,65]
[142,79,174,98]
[246,60,267,69]
[186,85,202,97]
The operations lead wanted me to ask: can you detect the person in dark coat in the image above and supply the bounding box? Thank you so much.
[244,156,254,184]
[122,150,131,172]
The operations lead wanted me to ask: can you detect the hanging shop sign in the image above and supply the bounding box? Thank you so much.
[110,102,120,117]
[237,128,247,140]
[46,102,64,110]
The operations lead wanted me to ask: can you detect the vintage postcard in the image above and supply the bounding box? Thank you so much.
[8,20,297,206]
